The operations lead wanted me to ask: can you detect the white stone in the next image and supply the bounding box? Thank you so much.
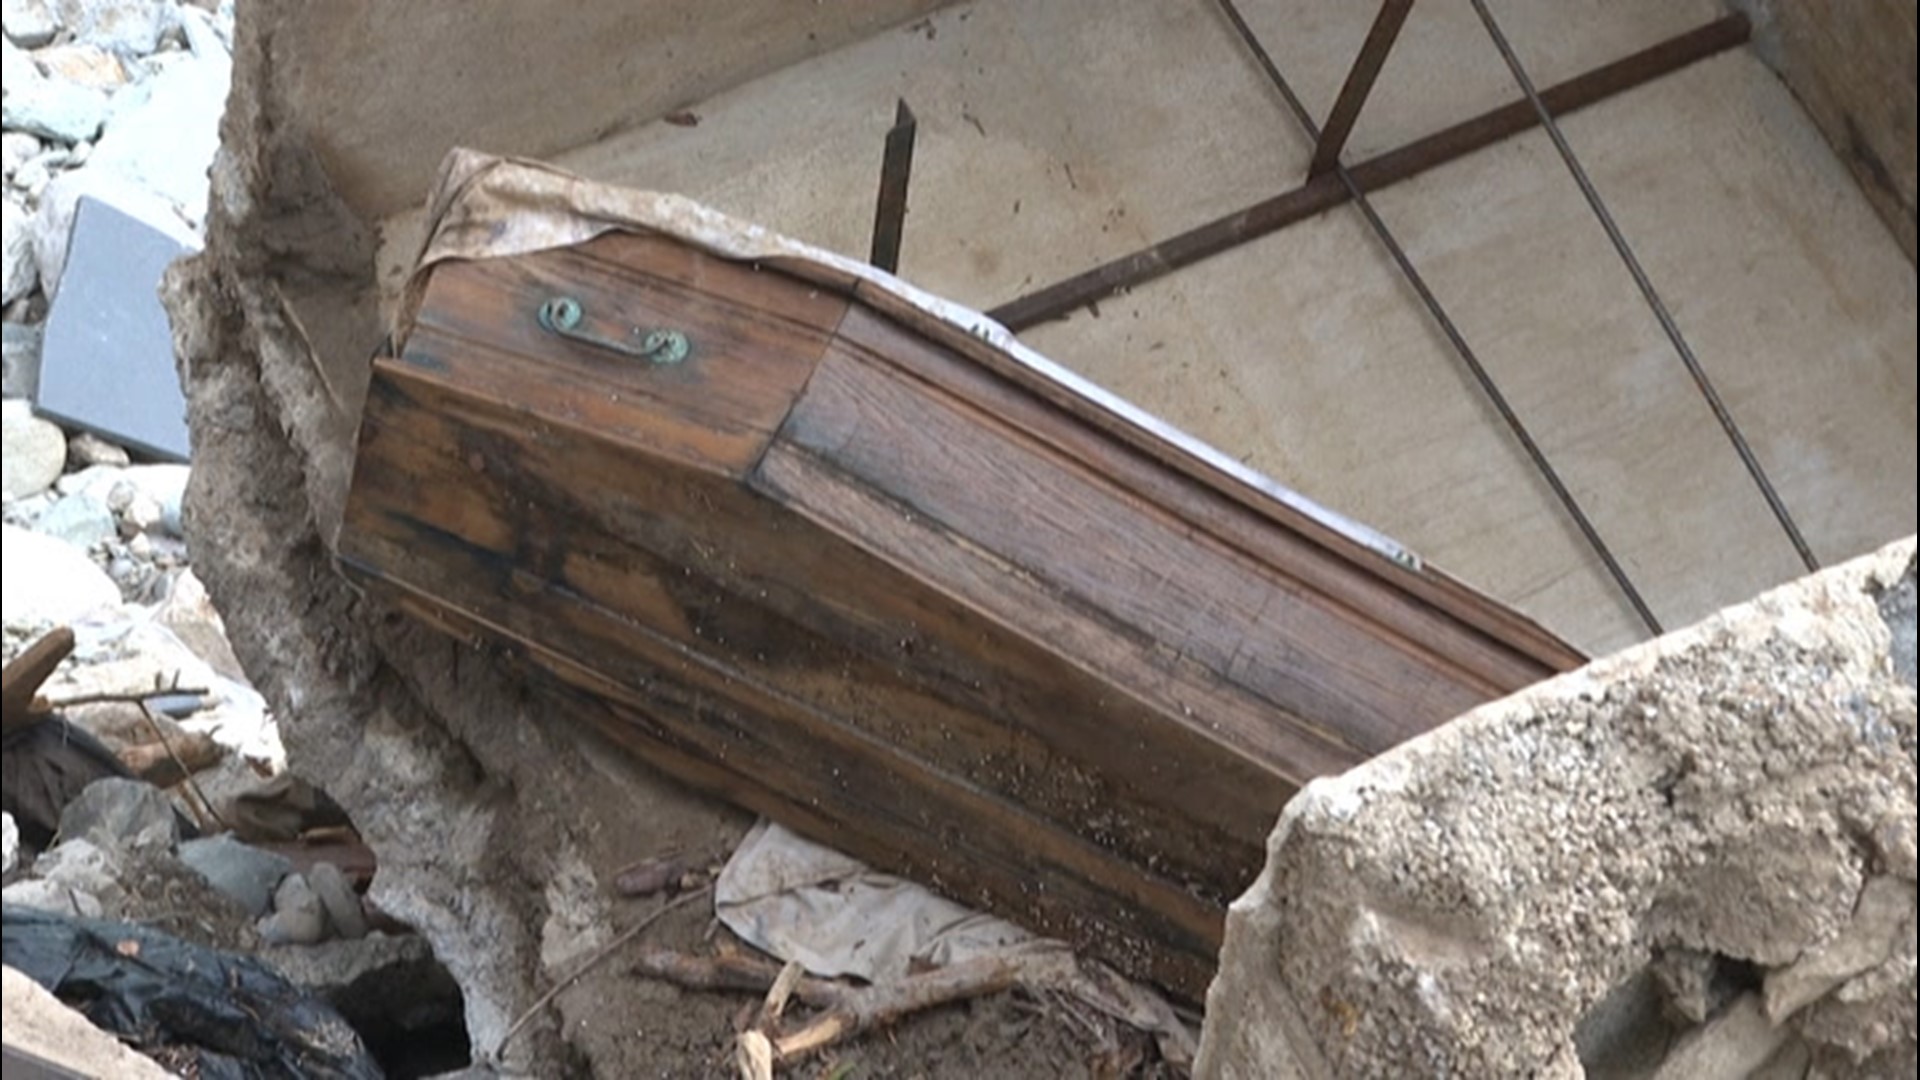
[1,398,64,499]
[31,166,197,298]
[1,810,17,874]
[1,131,40,177]
[32,837,128,907]
[1,195,34,303]
[112,461,188,535]
[1,320,41,398]
[1,0,61,46]
[66,429,128,467]
[0,64,110,143]
[1,522,119,628]
[53,0,168,58]
[34,489,115,548]
[0,877,102,917]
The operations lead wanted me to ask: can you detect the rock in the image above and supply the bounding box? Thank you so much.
[52,0,168,58]
[259,872,328,945]
[30,167,196,299]
[1,523,118,629]
[1,810,17,873]
[2,398,64,499]
[178,833,292,918]
[85,39,228,227]
[31,42,127,87]
[32,489,115,548]
[2,131,41,176]
[0,876,102,917]
[2,0,61,47]
[0,65,110,143]
[309,861,368,940]
[55,777,178,855]
[1,319,42,398]
[29,837,125,910]
[66,430,129,467]
[111,462,188,536]
[2,197,35,304]
[1195,539,1919,1079]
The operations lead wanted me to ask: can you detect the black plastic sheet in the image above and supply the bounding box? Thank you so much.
[2,907,382,1080]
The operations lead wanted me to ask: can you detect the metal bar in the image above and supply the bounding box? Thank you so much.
[1216,0,1662,635]
[870,98,918,274]
[1468,0,1817,574]
[1308,0,1417,177]
[988,13,1748,332]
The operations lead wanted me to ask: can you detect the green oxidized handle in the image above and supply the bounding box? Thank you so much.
[537,296,690,365]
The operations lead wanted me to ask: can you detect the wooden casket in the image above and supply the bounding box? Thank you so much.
[339,154,1582,999]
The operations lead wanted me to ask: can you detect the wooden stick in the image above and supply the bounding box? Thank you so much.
[136,701,230,834]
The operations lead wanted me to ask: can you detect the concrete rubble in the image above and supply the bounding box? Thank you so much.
[1197,537,1918,1079]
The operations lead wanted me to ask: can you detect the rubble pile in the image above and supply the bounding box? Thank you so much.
[3,3,469,1075]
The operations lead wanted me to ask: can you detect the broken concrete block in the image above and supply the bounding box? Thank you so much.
[259,872,328,946]
[31,41,127,88]
[36,195,194,459]
[1196,538,1919,1079]
[2,0,62,47]
[1,398,64,499]
[308,861,369,940]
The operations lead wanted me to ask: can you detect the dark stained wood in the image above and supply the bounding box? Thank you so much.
[339,228,1583,1001]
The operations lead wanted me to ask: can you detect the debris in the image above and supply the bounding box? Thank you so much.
[663,110,701,127]
[2,526,116,630]
[0,719,131,848]
[2,905,383,1079]
[0,58,108,143]
[36,197,194,458]
[712,821,1197,1067]
[66,430,128,467]
[32,489,114,548]
[1,810,16,873]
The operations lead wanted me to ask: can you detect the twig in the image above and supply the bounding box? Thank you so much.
[136,701,230,834]
[496,884,713,1057]
[45,687,211,709]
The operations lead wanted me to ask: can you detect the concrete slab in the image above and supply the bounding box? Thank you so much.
[371,0,1914,658]
[37,196,195,461]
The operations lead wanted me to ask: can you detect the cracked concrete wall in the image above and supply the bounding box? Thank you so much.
[1195,537,1917,1079]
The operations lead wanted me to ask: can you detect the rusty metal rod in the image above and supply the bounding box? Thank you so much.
[1309,0,1417,178]
[1215,0,1662,635]
[988,13,1749,332]
[1468,0,1817,574]
[870,99,918,274]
